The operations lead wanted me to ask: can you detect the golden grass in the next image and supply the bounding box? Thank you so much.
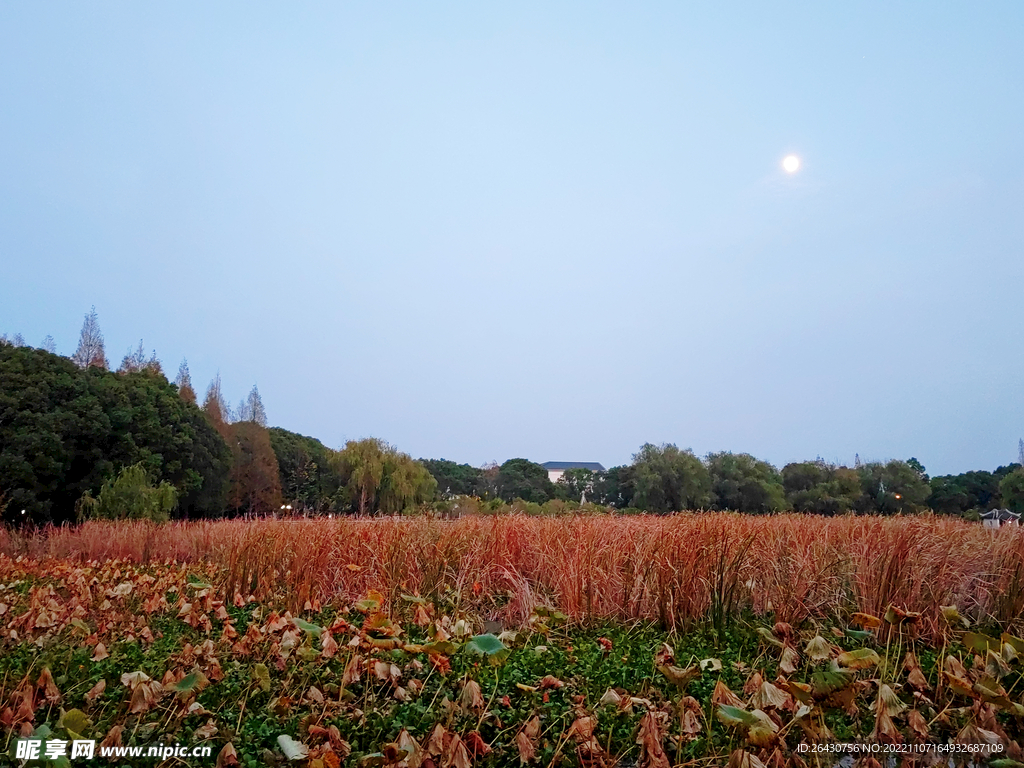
[4,513,1021,639]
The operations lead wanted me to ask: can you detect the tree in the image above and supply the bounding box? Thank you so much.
[782,461,861,515]
[202,374,232,438]
[495,459,555,503]
[227,422,283,516]
[41,335,56,354]
[927,470,1002,516]
[630,443,711,513]
[117,340,161,374]
[71,307,108,369]
[237,385,268,426]
[334,439,436,514]
[906,457,928,481]
[556,468,597,503]
[269,427,344,511]
[591,465,635,508]
[707,452,788,513]
[175,359,196,404]
[77,463,177,522]
[420,459,486,498]
[0,344,230,523]
[999,469,1024,514]
[856,460,931,514]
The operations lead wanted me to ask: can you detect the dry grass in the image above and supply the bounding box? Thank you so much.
[3,513,1021,639]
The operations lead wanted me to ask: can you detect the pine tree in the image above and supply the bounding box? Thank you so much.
[72,307,108,369]
[175,359,196,404]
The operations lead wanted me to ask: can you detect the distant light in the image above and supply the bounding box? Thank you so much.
[21,509,26,515]
[782,155,801,173]
[894,494,902,500]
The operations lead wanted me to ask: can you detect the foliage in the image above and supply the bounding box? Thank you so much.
[269,428,345,512]
[494,459,555,504]
[706,452,788,513]
[76,463,178,522]
[630,443,711,513]
[236,385,268,426]
[856,459,932,514]
[227,422,283,517]
[419,459,487,499]
[781,460,862,515]
[999,469,1024,513]
[0,345,231,524]
[2,551,1023,767]
[334,439,436,515]
[70,306,108,370]
[554,468,597,502]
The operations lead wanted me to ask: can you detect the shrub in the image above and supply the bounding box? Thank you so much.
[77,463,177,522]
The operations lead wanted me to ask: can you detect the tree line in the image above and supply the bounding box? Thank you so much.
[423,449,1024,517]
[2,310,1022,522]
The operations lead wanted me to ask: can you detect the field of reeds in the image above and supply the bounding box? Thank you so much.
[4,512,1024,766]
[4,513,1023,642]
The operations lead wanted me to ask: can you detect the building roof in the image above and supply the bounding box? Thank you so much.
[981,508,1021,521]
[541,461,606,472]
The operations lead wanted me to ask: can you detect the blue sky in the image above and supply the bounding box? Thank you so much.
[2,2,1022,475]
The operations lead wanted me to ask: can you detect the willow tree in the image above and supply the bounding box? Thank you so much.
[335,438,436,515]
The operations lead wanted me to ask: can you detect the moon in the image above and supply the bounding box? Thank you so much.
[782,155,801,173]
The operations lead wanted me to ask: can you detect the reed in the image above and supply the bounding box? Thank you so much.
[5,513,1021,639]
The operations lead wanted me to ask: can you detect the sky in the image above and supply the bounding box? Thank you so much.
[1,2,1022,476]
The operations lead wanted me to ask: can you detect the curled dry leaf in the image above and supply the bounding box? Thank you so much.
[460,679,484,710]
[216,743,240,767]
[728,750,767,768]
[84,679,106,704]
[636,711,671,768]
[750,680,791,711]
[712,680,745,709]
[804,635,833,664]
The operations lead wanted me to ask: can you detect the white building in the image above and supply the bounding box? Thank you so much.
[981,508,1021,529]
[541,461,606,484]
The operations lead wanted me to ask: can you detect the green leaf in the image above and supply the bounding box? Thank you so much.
[963,632,1001,655]
[844,628,873,642]
[292,617,323,637]
[253,663,271,693]
[755,627,784,648]
[716,705,759,728]
[811,664,855,696]
[401,594,427,605]
[173,670,210,694]
[464,633,510,665]
[59,708,91,739]
[837,648,880,670]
